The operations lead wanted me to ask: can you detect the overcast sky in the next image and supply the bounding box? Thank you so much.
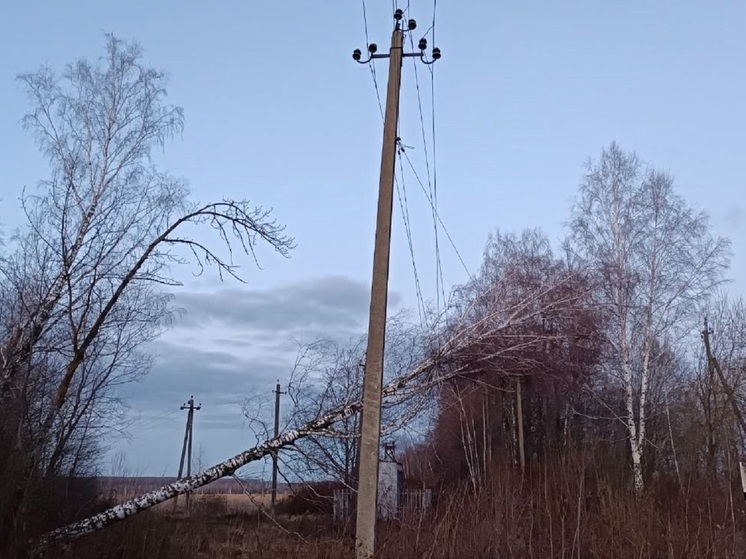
[1,0,744,476]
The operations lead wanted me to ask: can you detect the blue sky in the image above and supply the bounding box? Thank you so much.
[1,1,744,476]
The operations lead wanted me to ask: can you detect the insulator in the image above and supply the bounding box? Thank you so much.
[408,19,417,30]
[368,43,378,54]
[432,47,441,60]
[394,9,404,20]
[353,49,362,61]
[418,37,427,50]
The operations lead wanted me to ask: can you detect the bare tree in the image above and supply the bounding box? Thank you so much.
[567,143,729,491]
[0,34,293,546]
[432,229,600,487]
[248,312,432,490]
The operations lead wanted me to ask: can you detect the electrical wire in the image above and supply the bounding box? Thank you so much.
[362,0,469,327]
[362,0,385,120]
[407,29,446,318]
[429,52,447,314]
[396,143,428,325]
[133,409,181,432]
[428,0,446,311]
[399,145,475,283]
[363,0,426,325]
[422,0,438,39]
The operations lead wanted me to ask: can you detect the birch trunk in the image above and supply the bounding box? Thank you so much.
[35,343,446,548]
[569,144,729,494]
[35,400,362,549]
[622,358,644,493]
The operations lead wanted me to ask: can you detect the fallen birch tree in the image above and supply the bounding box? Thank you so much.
[34,271,588,551]
[35,350,440,550]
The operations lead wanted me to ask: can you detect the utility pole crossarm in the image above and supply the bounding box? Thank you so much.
[351,9,441,559]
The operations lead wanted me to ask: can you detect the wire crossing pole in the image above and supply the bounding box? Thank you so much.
[271,381,286,515]
[174,395,201,512]
[352,10,440,559]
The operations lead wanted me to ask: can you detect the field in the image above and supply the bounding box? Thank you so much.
[166,493,281,514]
[45,463,746,559]
[61,491,351,559]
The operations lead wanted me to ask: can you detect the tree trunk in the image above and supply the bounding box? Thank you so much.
[516,377,525,473]
[623,359,644,493]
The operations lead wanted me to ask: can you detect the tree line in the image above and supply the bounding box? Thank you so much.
[279,142,735,501]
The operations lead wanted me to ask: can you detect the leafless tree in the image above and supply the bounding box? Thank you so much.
[245,311,433,491]
[0,34,293,546]
[567,143,729,491]
[431,229,601,488]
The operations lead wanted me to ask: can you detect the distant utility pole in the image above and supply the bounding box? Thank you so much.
[174,395,201,512]
[351,9,440,559]
[702,319,746,503]
[271,381,286,514]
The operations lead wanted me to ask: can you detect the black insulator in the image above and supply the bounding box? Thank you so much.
[368,43,378,54]
[418,37,427,50]
[408,19,417,30]
[432,47,442,60]
[394,9,404,20]
[353,49,362,61]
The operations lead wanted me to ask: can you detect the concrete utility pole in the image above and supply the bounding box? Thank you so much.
[174,395,201,512]
[352,9,440,559]
[271,381,286,514]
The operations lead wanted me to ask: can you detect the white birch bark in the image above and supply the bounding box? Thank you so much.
[35,400,362,548]
[569,143,729,493]
[36,344,441,547]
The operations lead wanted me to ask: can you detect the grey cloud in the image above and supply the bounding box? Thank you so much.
[212,338,254,349]
[110,275,398,474]
[119,342,286,416]
[725,206,743,231]
[173,275,399,337]
[112,342,285,475]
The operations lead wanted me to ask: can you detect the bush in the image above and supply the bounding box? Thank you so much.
[276,481,342,516]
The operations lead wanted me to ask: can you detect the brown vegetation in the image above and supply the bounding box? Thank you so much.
[42,456,744,559]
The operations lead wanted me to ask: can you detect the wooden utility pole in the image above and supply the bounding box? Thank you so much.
[516,377,525,472]
[351,9,440,559]
[174,395,201,512]
[702,319,746,502]
[702,320,746,436]
[271,381,285,514]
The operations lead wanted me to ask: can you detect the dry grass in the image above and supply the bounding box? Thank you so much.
[57,504,352,559]
[159,493,282,515]
[36,459,746,559]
